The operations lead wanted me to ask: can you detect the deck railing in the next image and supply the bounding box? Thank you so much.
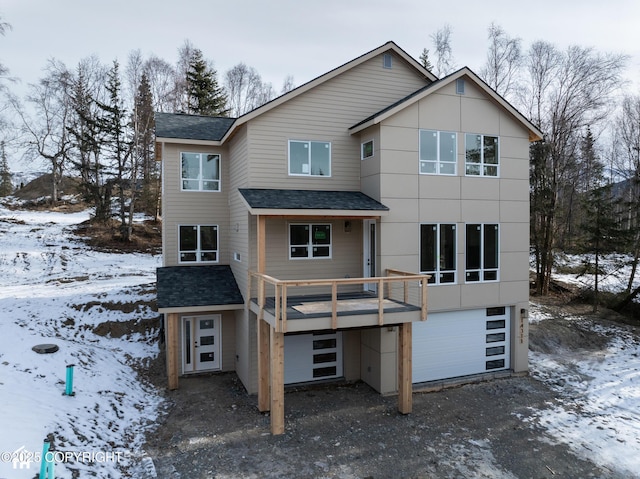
[248,269,429,332]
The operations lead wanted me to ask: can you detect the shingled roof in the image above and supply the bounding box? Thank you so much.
[156,265,243,310]
[238,188,389,211]
[155,112,236,142]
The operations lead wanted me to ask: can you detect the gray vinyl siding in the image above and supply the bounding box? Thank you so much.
[161,142,230,267]
[247,53,429,191]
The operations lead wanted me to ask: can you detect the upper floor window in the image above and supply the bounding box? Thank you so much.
[466,224,499,282]
[179,225,218,263]
[289,223,331,259]
[181,152,221,191]
[289,140,331,177]
[465,134,499,177]
[361,139,374,160]
[419,130,457,175]
[420,224,456,284]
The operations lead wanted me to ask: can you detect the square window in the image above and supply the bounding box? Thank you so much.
[181,152,221,191]
[290,223,331,259]
[289,140,331,176]
[179,225,219,264]
[465,134,499,177]
[419,130,457,175]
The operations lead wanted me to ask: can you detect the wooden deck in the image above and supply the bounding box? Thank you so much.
[248,269,428,333]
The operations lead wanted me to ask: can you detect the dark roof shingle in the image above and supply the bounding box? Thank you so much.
[239,188,389,211]
[156,265,243,309]
[155,112,236,141]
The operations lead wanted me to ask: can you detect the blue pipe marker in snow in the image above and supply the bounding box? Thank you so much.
[64,364,75,396]
[38,438,55,479]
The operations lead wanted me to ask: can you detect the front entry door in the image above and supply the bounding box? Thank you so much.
[182,315,221,373]
[363,219,377,292]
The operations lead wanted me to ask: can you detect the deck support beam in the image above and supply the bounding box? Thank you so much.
[257,317,271,412]
[166,313,179,390]
[270,327,285,435]
[398,321,412,414]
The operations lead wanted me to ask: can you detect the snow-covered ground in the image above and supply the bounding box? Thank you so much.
[1,203,639,478]
[0,203,163,478]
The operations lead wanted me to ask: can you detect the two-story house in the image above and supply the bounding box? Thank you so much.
[155,41,543,434]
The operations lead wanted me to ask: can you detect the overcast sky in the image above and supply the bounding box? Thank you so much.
[3,0,640,95]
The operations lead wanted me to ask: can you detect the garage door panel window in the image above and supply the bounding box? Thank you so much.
[290,224,331,259]
[420,224,456,284]
[179,225,218,263]
[466,224,499,282]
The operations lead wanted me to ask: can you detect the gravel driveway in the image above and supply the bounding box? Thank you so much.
[144,364,620,478]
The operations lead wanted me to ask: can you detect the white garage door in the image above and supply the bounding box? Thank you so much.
[284,331,343,384]
[413,307,510,383]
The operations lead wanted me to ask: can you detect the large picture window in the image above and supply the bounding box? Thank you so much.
[289,140,331,176]
[420,224,456,284]
[466,224,499,282]
[179,225,218,263]
[181,152,221,191]
[289,224,331,259]
[419,130,457,175]
[465,134,499,177]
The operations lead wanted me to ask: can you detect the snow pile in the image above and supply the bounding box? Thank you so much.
[528,305,640,477]
[0,204,163,478]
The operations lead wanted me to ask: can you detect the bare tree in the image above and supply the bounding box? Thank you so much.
[613,95,640,297]
[526,44,627,294]
[144,55,175,112]
[225,63,275,116]
[281,75,295,94]
[0,16,12,86]
[480,23,522,99]
[430,24,456,77]
[13,60,73,204]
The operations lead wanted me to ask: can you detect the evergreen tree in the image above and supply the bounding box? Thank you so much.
[132,72,159,220]
[68,58,113,222]
[580,182,622,312]
[0,141,12,196]
[95,60,133,237]
[419,48,433,71]
[185,49,228,116]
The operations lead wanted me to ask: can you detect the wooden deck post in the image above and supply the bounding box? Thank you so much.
[166,313,179,390]
[398,321,412,414]
[257,318,271,412]
[270,327,285,435]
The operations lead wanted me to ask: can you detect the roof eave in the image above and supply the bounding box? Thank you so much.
[244,207,389,217]
[155,137,223,147]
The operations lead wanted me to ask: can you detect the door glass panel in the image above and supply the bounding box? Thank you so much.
[184,320,191,365]
[200,335,214,346]
[200,319,214,329]
[200,352,214,362]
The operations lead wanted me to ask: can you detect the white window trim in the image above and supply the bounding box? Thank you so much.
[288,140,332,177]
[419,130,457,176]
[465,223,500,283]
[464,134,500,178]
[288,223,332,260]
[180,152,221,192]
[178,224,219,264]
[419,223,457,285]
[361,139,374,160]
